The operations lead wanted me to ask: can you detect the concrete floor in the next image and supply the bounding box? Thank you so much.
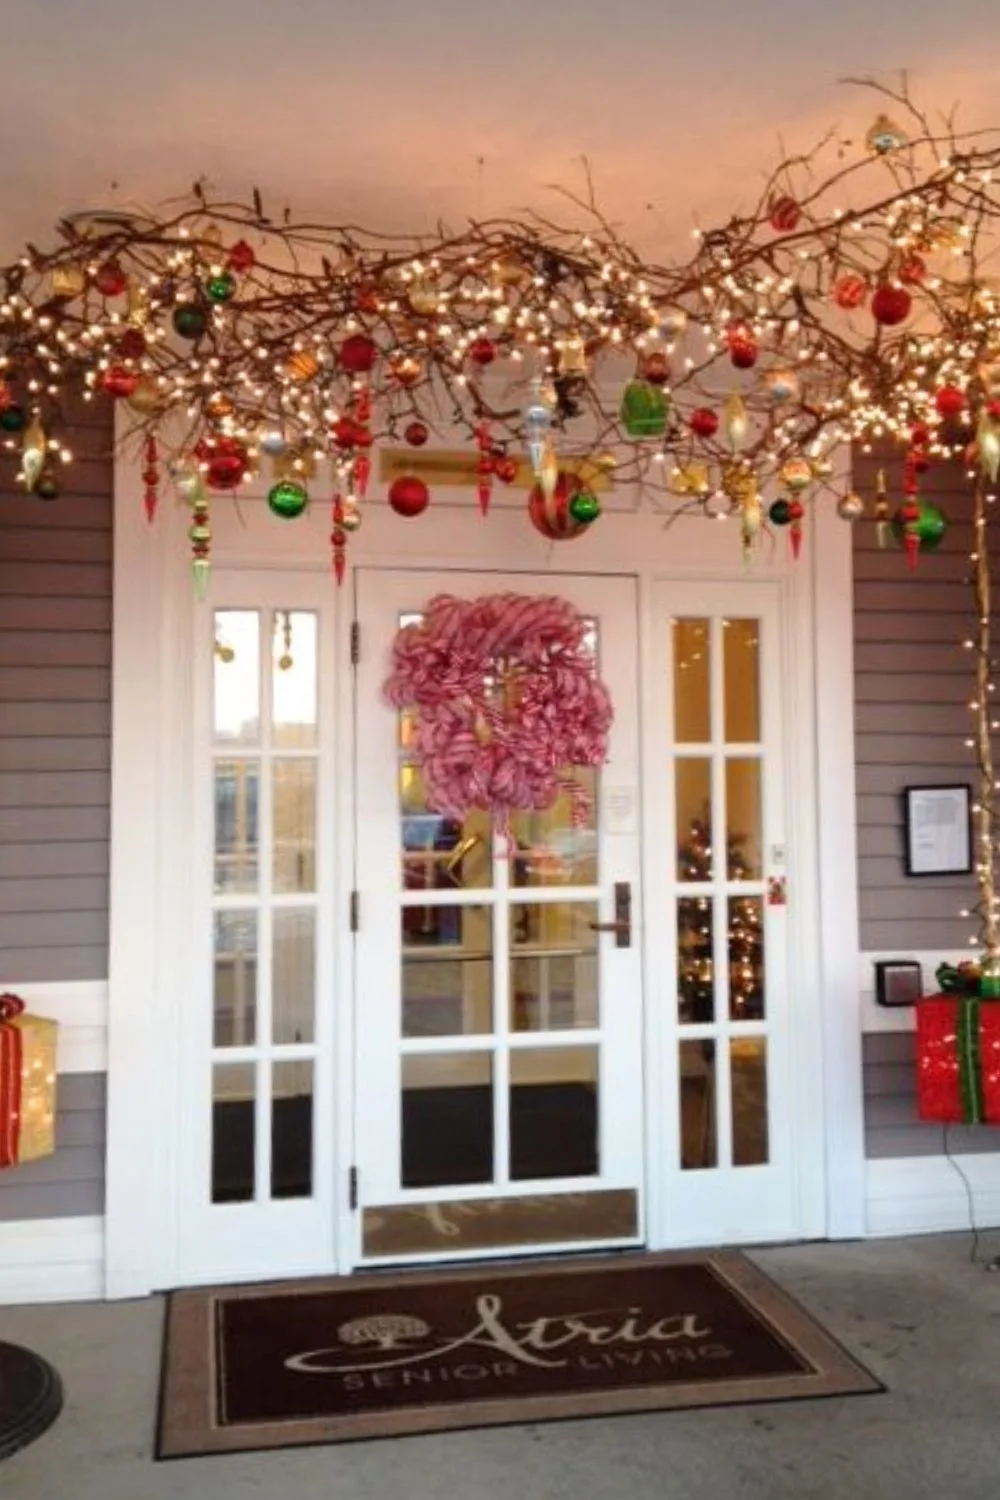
[3,1234,1000,1499]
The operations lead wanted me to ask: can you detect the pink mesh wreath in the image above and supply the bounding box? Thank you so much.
[384,593,613,843]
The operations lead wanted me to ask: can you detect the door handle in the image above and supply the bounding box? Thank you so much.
[589,882,632,948]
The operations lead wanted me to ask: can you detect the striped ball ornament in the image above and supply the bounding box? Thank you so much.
[528,473,593,541]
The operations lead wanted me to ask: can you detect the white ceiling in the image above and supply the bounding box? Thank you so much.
[3,0,998,260]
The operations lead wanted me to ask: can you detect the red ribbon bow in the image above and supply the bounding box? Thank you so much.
[0,994,25,1023]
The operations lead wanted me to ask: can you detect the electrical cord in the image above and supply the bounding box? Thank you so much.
[940,1123,1000,1267]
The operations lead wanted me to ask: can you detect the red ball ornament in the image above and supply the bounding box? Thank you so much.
[768,195,801,233]
[833,275,867,310]
[94,259,127,297]
[528,473,590,541]
[197,436,250,491]
[100,364,139,399]
[388,475,430,518]
[899,254,927,285]
[404,421,429,447]
[354,282,380,315]
[988,400,1000,423]
[689,407,719,438]
[910,423,931,448]
[641,350,671,386]
[726,322,758,369]
[468,337,497,367]
[494,455,520,484]
[935,384,967,418]
[339,334,377,375]
[871,283,912,327]
[787,498,805,523]
[226,239,256,274]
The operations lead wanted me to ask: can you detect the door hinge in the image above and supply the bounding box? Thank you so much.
[349,889,360,932]
[348,1166,359,1211]
[350,620,361,666]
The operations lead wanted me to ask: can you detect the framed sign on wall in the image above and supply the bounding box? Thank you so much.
[902,784,973,877]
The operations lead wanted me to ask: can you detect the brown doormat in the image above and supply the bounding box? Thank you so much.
[157,1252,882,1459]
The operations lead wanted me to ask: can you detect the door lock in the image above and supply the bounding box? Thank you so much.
[589,882,632,948]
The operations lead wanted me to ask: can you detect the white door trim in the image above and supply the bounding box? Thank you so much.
[104,443,863,1297]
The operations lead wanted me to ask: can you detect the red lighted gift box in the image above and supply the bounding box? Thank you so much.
[0,993,58,1168]
[916,994,1000,1125]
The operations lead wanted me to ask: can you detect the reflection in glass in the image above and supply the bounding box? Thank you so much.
[363,1189,638,1257]
[511,770,598,887]
[271,1060,314,1198]
[726,759,762,879]
[211,1063,256,1203]
[401,1052,493,1188]
[272,909,315,1044]
[273,759,317,893]
[729,895,765,1019]
[511,902,598,1031]
[400,749,492,891]
[731,1040,769,1166]
[679,1039,717,1170]
[213,610,260,746]
[672,618,711,742]
[402,905,493,1037]
[510,1046,599,1180]
[723,619,760,742]
[214,760,259,893]
[272,611,318,749]
[676,759,713,881]
[677,896,715,1024]
[213,910,257,1047]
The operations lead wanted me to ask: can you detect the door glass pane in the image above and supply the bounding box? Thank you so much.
[723,618,760,742]
[677,896,714,1023]
[401,1052,493,1188]
[510,1046,598,1180]
[273,759,317,893]
[672,618,711,742]
[511,901,598,1031]
[400,746,493,891]
[271,1060,314,1198]
[726,759,762,879]
[402,905,493,1037]
[214,760,259,893]
[272,908,315,1044]
[510,770,598,887]
[729,895,765,1019]
[676,759,713,880]
[679,1039,717,1170]
[731,1039,769,1166]
[213,910,257,1047]
[213,610,260,746]
[272,610,318,749]
[211,1062,256,1203]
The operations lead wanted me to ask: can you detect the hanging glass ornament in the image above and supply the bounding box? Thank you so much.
[539,443,560,501]
[871,283,912,326]
[866,113,908,154]
[528,472,593,541]
[935,384,967,418]
[339,334,378,375]
[833,274,868,310]
[259,429,288,458]
[738,474,763,560]
[656,308,688,340]
[768,195,801,232]
[404,420,429,447]
[891,499,947,565]
[673,462,711,497]
[205,270,237,303]
[388,475,430,518]
[198,436,250,491]
[620,378,668,439]
[172,303,208,340]
[100,364,139,399]
[390,353,423,388]
[226,239,256,273]
[267,480,309,519]
[469,337,497,367]
[788,498,805,560]
[723,394,749,451]
[127,376,164,415]
[143,435,159,523]
[779,456,812,493]
[94,259,128,297]
[353,452,371,499]
[21,416,46,491]
[476,421,493,517]
[331,494,348,585]
[407,279,439,316]
[34,468,61,501]
[977,409,1000,482]
[837,492,865,521]
[285,349,320,383]
[689,407,719,439]
[873,468,891,548]
[187,480,212,599]
[764,368,800,403]
[568,489,601,525]
[523,379,553,474]
[640,349,671,386]
[558,336,588,375]
[768,498,792,526]
[52,262,86,298]
[725,321,759,369]
[0,403,27,433]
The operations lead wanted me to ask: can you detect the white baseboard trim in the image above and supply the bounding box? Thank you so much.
[859,950,970,1034]
[0,1215,105,1304]
[866,1153,1000,1238]
[0,980,108,1074]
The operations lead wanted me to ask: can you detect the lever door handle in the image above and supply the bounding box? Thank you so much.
[588,881,632,948]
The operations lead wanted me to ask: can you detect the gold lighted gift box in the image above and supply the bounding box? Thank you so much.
[0,1001,58,1168]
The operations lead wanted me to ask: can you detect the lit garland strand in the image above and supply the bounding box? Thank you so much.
[970,478,1000,989]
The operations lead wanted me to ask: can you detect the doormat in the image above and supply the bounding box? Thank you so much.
[157,1252,882,1459]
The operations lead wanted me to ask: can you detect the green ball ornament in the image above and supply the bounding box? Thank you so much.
[172,304,208,340]
[205,271,237,304]
[0,403,27,433]
[267,480,309,519]
[768,498,792,525]
[568,489,601,525]
[890,499,947,553]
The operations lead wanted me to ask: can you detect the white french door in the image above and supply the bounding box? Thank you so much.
[648,579,800,1247]
[352,570,644,1264]
[175,570,340,1285]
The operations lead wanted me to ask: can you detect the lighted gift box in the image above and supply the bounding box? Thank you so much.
[0,993,58,1168]
[916,994,1000,1126]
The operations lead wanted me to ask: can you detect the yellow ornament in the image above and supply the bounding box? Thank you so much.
[779,457,813,493]
[492,253,529,287]
[127,376,166,414]
[558,337,588,375]
[408,280,439,316]
[672,462,710,497]
[539,444,560,501]
[721,461,757,505]
[286,350,320,383]
[593,452,618,473]
[723,394,749,451]
[21,417,47,490]
[206,392,235,420]
[51,263,85,298]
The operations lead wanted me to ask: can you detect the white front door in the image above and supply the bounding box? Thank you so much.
[352,570,644,1264]
[646,579,801,1247]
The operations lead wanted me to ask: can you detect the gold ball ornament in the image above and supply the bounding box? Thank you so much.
[721,462,757,504]
[339,501,363,534]
[779,456,813,493]
[492,253,530,287]
[285,349,320,383]
[127,376,166,415]
[206,392,234,420]
[837,492,865,521]
[52,263,86,298]
[407,280,439,316]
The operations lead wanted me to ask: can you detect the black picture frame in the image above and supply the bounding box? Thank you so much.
[902,783,973,877]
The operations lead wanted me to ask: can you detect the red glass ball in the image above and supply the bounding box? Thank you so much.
[404,421,429,447]
[339,334,377,375]
[101,364,139,399]
[689,407,719,438]
[388,475,430,518]
[117,328,146,360]
[935,384,966,417]
[833,275,867,310]
[354,283,380,315]
[494,455,520,484]
[469,337,497,367]
[528,473,589,541]
[226,239,256,274]
[871,283,912,326]
[899,254,927,285]
[768,195,801,233]
[641,350,671,386]
[94,260,127,297]
[197,436,249,491]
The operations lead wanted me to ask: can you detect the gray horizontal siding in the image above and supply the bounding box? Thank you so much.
[862,1033,1000,1159]
[0,1072,106,1220]
[0,405,113,986]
